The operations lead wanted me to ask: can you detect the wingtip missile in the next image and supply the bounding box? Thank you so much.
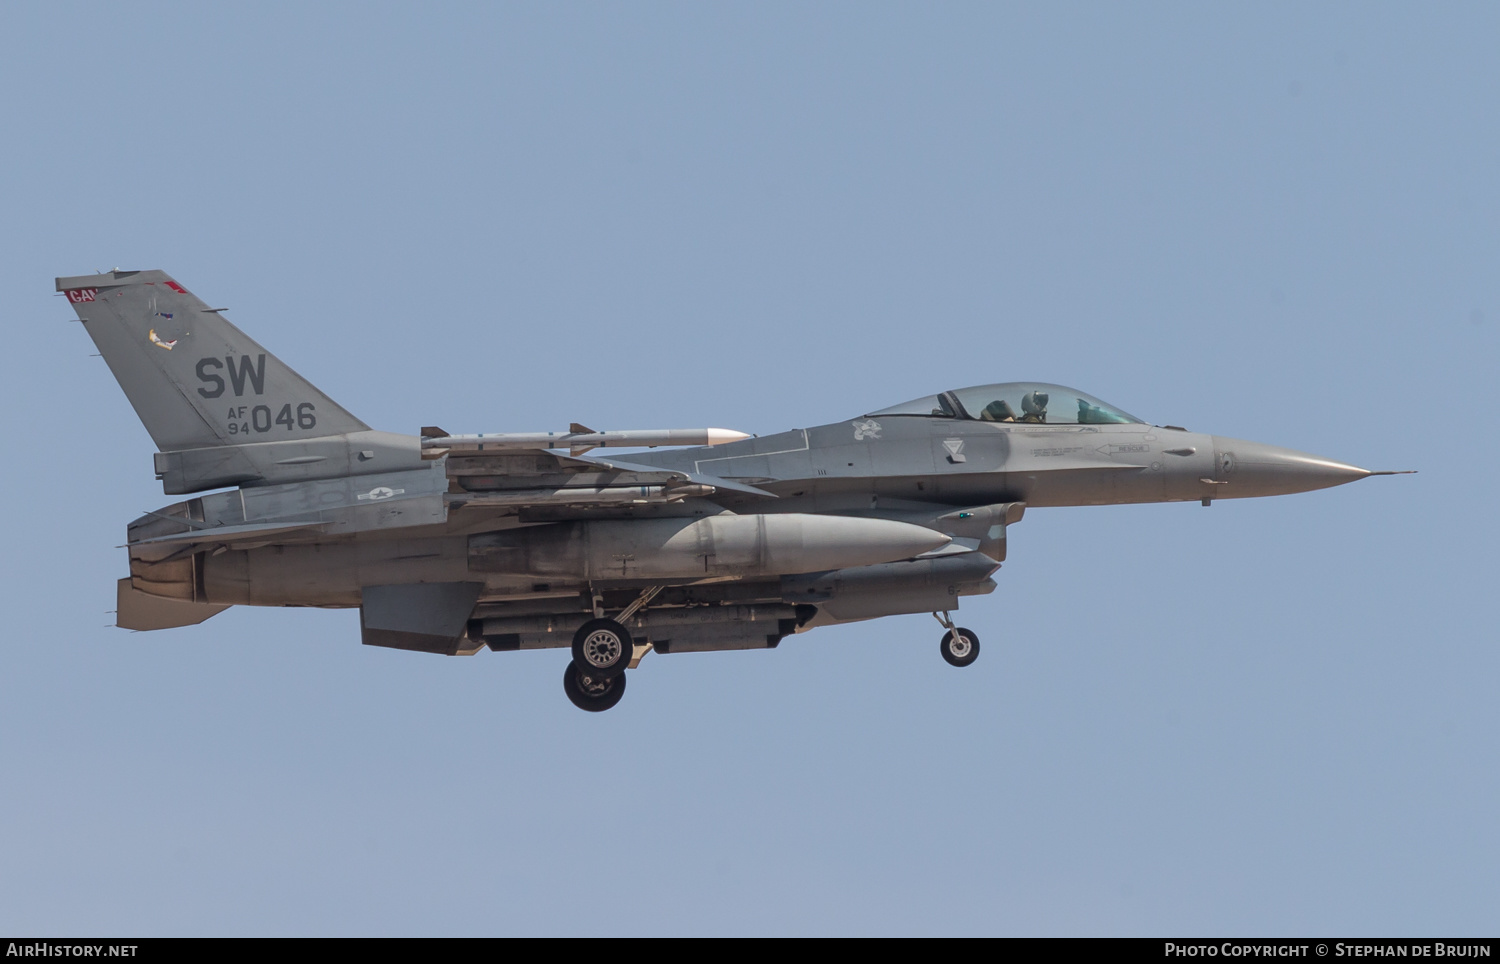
[704,428,752,446]
[421,427,752,453]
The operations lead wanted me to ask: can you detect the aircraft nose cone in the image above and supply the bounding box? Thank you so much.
[1211,437,1371,497]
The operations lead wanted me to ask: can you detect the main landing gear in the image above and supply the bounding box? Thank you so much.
[571,618,633,678]
[563,589,663,712]
[564,660,627,712]
[563,617,634,712]
[933,612,980,667]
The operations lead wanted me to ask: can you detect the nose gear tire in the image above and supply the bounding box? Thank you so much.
[940,628,980,667]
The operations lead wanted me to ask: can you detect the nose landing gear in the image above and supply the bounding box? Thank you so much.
[933,611,980,667]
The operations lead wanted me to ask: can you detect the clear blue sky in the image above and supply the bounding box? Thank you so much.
[2,3,1495,935]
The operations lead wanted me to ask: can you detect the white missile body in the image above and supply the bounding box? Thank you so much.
[422,426,750,457]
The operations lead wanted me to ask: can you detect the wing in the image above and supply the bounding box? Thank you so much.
[441,449,775,519]
[419,424,771,518]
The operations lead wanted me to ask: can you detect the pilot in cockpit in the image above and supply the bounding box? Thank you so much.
[977,390,1049,423]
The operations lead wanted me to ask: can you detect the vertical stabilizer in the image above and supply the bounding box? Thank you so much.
[58,270,369,451]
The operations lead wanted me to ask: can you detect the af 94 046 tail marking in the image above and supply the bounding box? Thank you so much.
[223,402,317,436]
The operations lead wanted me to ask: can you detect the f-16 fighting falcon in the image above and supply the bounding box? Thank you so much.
[63,270,1409,711]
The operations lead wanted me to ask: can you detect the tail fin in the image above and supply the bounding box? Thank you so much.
[58,270,369,451]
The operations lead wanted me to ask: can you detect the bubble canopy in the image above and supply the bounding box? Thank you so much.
[868,383,1144,425]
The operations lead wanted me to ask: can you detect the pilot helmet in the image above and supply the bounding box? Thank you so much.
[1021,390,1049,415]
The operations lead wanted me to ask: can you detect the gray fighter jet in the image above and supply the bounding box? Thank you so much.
[63,270,1408,711]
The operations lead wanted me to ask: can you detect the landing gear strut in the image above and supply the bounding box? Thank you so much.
[934,611,980,667]
[563,660,628,712]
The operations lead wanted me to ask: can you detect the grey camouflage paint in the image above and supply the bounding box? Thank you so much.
[63,270,1398,708]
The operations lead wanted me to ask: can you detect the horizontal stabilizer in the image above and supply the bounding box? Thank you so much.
[117,578,230,631]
